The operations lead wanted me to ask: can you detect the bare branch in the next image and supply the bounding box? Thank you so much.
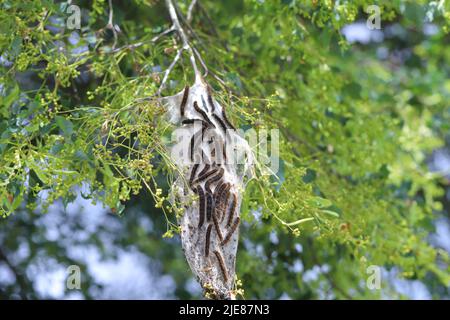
[175,1,228,86]
[129,0,225,97]
[174,1,205,48]
[111,26,176,53]
[158,0,201,94]
[107,0,118,49]
[166,0,199,76]
[187,0,198,23]
[192,46,209,77]
[158,47,184,94]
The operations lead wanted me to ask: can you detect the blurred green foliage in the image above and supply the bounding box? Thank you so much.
[0,0,449,299]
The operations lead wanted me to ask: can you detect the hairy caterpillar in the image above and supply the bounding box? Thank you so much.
[180,85,189,117]
[182,118,216,129]
[212,181,224,203]
[215,182,230,206]
[213,182,227,203]
[206,192,213,221]
[189,134,197,162]
[217,187,231,221]
[182,119,196,125]
[222,217,240,246]
[222,144,227,163]
[189,119,218,162]
[207,85,215,112]
[220,190,231,223]
[193,101,214,127]
[196,186,206,228]
[226,193,237,227]
[213,183,228,220]
[212,210,224,243]
[205,168,224,194]
[189,124,207,162]
[213,114,228,134]
[189,164,199,187]
[213,250,228,283]
[197,164,210,179]
[205,224,212,257]
[193,167,219,185]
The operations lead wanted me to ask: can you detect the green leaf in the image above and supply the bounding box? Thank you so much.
[10,36,22,57]
[343,82,362,99]
[0,84,19,111]
[320,209,340,218]
[307,196,332,208]
[284,217,315,226]
[55,116,74,137]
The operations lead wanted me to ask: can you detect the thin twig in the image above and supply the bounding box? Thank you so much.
[111,26,175,53]
[158,0,201,94]
[187,0,198,23]
[178,1,229,87]
[167,1,227,88]
[107,0,118,49]
[192,46,209,77]
[174,1,206,49]
[159,47,184,92]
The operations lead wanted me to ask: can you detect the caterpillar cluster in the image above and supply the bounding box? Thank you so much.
[183,92,240,284]
[165,78,253,300]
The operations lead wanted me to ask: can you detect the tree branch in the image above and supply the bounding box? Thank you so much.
[111,26,175,53]
[107,0,118,49]
[158,0,201,94]
[187,0,198,23]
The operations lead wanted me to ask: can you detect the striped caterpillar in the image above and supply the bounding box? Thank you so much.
[195,185,206,228]
[205,224,212,257]
[222,217,240,246]
[213,113,228,134]
[214,250,228,283]
[212,210,224,243]
[220,190,231,223]
[205,168,224,194]
[189,164,199,187]
[187,120,213,162]
[194,101,214,127]
[179,86,189,117]
[206,193,213,221]
[192,167,219,185]
[207,85,216,112]
[226,193,237,227]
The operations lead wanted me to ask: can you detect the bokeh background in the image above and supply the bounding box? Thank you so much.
[0,0,449,299]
